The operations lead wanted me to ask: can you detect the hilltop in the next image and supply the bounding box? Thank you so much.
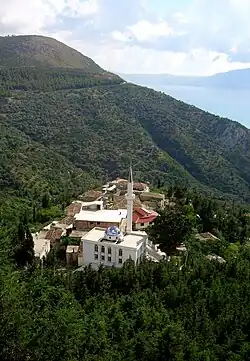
[0,35,105,72]
[1,35,250,205]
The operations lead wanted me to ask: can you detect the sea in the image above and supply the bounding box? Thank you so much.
[145,84,250,129]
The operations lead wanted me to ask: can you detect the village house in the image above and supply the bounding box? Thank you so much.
[79,190,104,202]
[66,245,79,266]
[139,192,165,210]
[32,231,51,260]
[132,207,158,230]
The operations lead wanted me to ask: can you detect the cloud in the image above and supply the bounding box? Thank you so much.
[0,0,98,34]
[1,0,250,75]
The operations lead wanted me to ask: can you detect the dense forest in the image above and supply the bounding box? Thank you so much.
[1,187,250,360]
[1,37,250,203]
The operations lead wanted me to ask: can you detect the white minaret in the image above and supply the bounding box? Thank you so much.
[125,166,135,234]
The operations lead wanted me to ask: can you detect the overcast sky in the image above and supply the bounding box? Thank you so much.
[1,0,250,75]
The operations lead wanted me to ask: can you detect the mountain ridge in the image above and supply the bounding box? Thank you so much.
[1,35,250,204]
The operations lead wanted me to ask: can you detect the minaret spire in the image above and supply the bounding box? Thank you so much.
[125,164,135,234]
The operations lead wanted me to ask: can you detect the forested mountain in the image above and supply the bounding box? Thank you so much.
[1,35,250,204]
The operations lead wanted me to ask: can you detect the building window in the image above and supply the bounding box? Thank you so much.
[101,255,105,261]
[108,247,111,254]
[94,254,98,260]
[108,256,111,262]
[97,222,100,225]
[141,223,144,227]
[119,249,123,257]
[94,245,98,252]
[101,245,105,253]
[118,258,122,264]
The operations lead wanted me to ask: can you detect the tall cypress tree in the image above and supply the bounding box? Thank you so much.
[13,221,34,267]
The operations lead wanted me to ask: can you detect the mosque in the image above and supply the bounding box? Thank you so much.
[78,167,149,268]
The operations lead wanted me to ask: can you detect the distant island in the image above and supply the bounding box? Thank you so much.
[121,68,250,90]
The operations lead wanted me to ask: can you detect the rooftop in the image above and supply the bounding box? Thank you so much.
[81,200,103,208]
[69,230,88,238]
[79,190,104,200]
[133,207,158,224]
[83,227,147,249]
[45,229,64,243]
[140,192,165,200]
[196,232,219,242]
[75,209,127,223]
[112,194,142,210]
[66,245,79,254]
[66,202,82,216]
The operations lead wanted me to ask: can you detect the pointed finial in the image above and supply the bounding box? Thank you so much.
[128,163,133,183]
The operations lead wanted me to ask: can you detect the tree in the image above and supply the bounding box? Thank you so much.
[147,204,196,255]
[42,193,50,209]
[12,221,34,267]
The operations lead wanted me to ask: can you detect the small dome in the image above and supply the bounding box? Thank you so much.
[105,225,121,237]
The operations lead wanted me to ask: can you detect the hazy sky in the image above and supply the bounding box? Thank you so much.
[1,0,250,75]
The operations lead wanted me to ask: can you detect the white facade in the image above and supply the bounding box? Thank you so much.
[80,227,147,269]
[134,222,150,230]
[32,232,51,259]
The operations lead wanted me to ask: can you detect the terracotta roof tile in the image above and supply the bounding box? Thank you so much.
[133,207,158,224]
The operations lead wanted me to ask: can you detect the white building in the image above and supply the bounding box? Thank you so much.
[74,208,127,230]
[78,167,148,269]
[32,231,51,260]
[79,226,147,269]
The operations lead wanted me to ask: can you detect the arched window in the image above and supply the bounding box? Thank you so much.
[101,245,105,253]
[94,245,98,252]
[119,249,123,257]
[108,247,112,254]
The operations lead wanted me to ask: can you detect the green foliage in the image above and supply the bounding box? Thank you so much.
[11,220,34,267]
[1,36,250,204]
[36,206,63,224]
[1,250,250,360]
[147,204,196,255]
[2,71,250,203]
[61,236,81,246]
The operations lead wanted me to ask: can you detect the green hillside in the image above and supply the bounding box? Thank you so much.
[1,35,250,204]
[0,35,105,72]
[0,115,95,226]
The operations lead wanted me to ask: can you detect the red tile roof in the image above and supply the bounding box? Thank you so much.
[133,207,158,224]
